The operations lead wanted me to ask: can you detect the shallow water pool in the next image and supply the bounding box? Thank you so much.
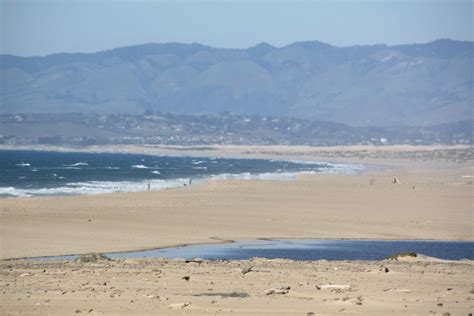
[103,239,474,261]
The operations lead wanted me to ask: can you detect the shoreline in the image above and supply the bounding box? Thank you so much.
[0,153,371,199]
[0,143,472,164]
[1,144,472,259]
[0,168,373,200]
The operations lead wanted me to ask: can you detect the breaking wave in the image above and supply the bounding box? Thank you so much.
[0,179,189,198]
[131,164,149,169]
[16,163,31,167]
[1,150,365,199]
[64,162,88,167]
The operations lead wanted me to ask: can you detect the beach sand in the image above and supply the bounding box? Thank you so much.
[0,145,473,314]
[1,256,473,315]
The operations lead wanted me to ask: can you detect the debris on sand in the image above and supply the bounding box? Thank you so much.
[241,265,253,276]
[354,295,363,305]
[265,286,290,295]
[387,252,417,260]
[74,253,112,263]
[316,284,351,291]
[393,177,400,184]
[192,291,249,298]
[185,258,204,263]
[383,288,411,293]
[168,302,191,309]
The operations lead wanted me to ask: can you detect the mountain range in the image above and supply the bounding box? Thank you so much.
[1,39,472,126]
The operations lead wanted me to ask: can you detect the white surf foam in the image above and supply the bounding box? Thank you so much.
[131,164,148,169]
[1,161,365,198]
[0,179,190,198]
[191,160,206,165]
[131,164,157,169]
[273,159,365,175]
[209,172,300,181]
[131,164,160,169]
[64,162,88,167]
[15,163,31,167]
[0,187,30,197]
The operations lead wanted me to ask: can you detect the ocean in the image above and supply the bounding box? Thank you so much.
[0,150,361,198]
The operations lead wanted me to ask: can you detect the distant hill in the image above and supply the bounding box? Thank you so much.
[1,39,472,126]
[1,113,472,146]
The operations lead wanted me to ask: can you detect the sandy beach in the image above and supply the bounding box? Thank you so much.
[0,145,473,314]
[0,145,472,259]
[1,255,473,315]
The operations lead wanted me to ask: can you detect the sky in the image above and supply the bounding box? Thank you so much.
[1,0,472,57]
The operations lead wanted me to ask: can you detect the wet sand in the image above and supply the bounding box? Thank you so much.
[0,145,472,315]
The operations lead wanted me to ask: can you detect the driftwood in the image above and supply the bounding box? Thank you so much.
[265,286,291,295]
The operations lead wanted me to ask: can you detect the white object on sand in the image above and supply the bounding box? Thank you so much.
[169,302,191,309]
[316,284,351,290]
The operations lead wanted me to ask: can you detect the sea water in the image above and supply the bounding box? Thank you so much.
[0,150,362,198]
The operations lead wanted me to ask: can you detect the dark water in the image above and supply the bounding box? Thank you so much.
[41,240,474,261]
[0,150,360,197]
[106,239,473,261]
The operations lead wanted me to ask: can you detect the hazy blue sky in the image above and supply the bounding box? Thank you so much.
[1,0,472,56]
